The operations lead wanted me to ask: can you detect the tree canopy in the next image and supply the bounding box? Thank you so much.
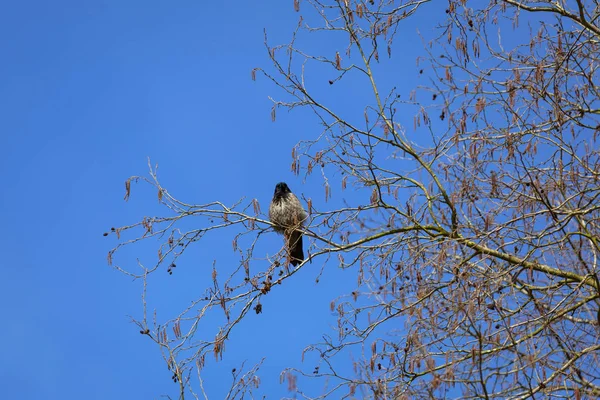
[110,1,600,398]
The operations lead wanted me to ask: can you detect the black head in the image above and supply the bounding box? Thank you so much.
[274,182,292,197]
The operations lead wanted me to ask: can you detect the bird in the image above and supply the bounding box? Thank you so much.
[269,182,308,266]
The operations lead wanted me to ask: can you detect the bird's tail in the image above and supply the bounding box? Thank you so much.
[289,230,304,266]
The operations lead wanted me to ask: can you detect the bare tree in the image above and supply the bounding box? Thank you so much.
[108,1,600,398]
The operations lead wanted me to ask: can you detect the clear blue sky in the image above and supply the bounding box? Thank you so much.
[0,1,438,398]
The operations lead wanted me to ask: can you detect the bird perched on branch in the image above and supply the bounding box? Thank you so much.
[269,182,307,266]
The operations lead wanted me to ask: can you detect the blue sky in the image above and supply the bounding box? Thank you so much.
[0,1,439,398]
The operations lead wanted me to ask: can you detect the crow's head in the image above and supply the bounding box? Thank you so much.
[274,182,292,198]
